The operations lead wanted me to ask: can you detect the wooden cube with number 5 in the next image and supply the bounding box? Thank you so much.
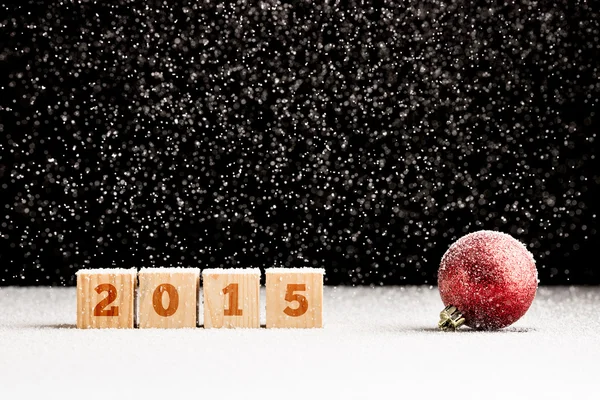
[266,268,324,328]
[138,268,200,329]
[202,268,261,328]
[76,268,137,329]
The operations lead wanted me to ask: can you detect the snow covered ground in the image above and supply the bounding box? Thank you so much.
[1,286,598,399]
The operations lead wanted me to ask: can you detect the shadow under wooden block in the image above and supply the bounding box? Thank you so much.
[138,268,200,329]
[202,268,260,328]
[76,268,137,329]
[266,268,324,328]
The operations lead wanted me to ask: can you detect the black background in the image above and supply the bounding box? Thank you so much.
[1,1,599,286]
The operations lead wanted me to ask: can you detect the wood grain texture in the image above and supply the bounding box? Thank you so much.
[202,269,260,328]
[266,268,324,328]
[76,269,137,329]
[138,268,200,329]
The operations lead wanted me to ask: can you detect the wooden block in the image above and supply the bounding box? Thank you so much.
[266,268,324,328]
[202,268,260,328]
[76,268,137,329]
[138,268,200,329]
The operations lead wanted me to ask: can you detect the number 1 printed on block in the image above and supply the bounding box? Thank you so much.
[202,268,260,328]
[222,283,244,316]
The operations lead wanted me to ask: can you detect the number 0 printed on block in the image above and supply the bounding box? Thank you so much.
[138,268,200,329]
[202,268,260,328]
[76,268,137,329]
[266,268,324,328]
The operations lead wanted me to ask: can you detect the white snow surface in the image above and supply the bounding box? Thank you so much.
[1,286,598,399]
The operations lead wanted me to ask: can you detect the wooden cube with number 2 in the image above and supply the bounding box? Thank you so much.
[202,268,260,328]
[138,268,200,329]
[266,268,324,328]
[76,268,137,329]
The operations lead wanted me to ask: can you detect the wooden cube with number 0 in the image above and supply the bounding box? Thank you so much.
[266,268,324,328]
[202,268,260,328]
[76,268,137,329]
[138,268,200,329]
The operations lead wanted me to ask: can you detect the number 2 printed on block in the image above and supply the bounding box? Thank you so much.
[93,284,119,317]
[76,269,136,329]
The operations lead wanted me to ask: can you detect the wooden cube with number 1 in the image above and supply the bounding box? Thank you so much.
[76,268,137,329]
[138,268,200,329]
[266,268,324,328]
[202,268,260,328]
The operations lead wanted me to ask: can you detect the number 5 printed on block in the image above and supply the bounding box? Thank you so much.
[266,268,325,328]
[283,284,309,317]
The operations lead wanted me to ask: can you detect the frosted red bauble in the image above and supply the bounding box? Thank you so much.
[438,230,538,330]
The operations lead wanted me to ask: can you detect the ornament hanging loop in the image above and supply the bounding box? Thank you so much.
[438,305,466,331]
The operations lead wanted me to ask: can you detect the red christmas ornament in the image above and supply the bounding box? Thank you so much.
[437,230,538,330]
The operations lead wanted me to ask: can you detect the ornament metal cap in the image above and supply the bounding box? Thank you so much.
[438,305,466,331]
